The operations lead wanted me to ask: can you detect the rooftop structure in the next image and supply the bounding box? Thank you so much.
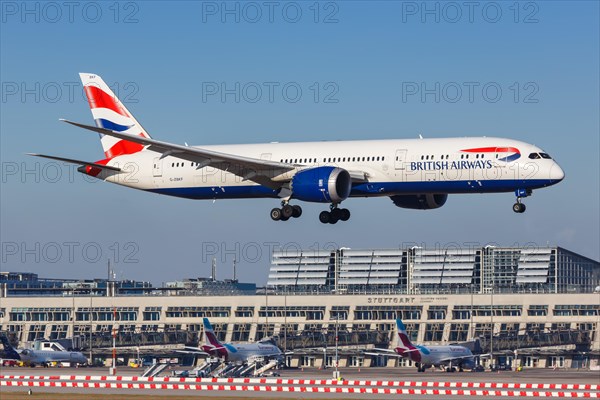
[268,246,599,295]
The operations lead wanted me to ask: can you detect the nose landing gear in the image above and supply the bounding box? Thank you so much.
[512,202,526,213]
[513,188,531,213]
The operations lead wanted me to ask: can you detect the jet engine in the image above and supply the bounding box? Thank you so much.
[389,194,448,210]
[291,166,352,203]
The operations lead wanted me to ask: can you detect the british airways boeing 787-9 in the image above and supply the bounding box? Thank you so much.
[30,73,564,223]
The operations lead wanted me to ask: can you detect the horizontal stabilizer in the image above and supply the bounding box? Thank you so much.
[27,153,121,172]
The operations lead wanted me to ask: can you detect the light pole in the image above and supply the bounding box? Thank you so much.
[334,316,340,380]
[71,287,75,348]
[89,293,93,364]
[470,283,474,341]
[284,292,287,356]
[490,283,494,369]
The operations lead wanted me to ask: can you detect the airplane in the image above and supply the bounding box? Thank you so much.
[0,335,88,367]
[182,318,283,364]
[29,73,564,224]
[366,319,475,372]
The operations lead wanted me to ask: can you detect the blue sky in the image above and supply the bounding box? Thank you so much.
[1,1,598,285]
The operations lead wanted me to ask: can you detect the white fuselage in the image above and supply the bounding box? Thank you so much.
[18,348,88,365]
[92,137,564,201]
[410,345,474,367]
[222,342,281,364]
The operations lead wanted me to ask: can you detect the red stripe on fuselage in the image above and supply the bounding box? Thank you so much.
[84,86,129,117]
[461,147,519,154]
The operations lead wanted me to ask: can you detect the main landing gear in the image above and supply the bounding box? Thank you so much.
[270,202,302,221]
[319,204,350,224]
[513,188,531,214]
[270,202,352,224]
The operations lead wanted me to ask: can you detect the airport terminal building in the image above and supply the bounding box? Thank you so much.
[1,245,599,370]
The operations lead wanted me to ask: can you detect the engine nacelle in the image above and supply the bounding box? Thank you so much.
[390,194,448,210]
[291,167,352,203]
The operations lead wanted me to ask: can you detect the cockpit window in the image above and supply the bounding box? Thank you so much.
[528,153,541,159]
[539,153,552,159]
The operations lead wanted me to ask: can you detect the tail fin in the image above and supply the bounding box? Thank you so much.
[79,73,151,159]
[202,318,223,347]
[396,318,415,349]
[0,335,21,360]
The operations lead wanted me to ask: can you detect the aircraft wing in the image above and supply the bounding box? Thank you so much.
[61,119,294,189]
[27,153,121,172]
[180,346,209,355]
[364,352,405,358]
[370,347,420,354]
[60,120,371,188]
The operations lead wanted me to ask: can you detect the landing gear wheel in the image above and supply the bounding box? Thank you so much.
[513,202,526,213]
[281,204,294,219]
[339,208,351,221]
[270,208,282,221]
[292,205,303,218]
[319,211,330,224]
[330,208,342,224]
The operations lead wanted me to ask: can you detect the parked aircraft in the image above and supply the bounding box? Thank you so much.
[367,319,475,372]
[30,73,564,223]
[0,335,87,367]
[182,318,283,364]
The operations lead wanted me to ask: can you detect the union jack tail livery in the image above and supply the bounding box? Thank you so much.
[80,73,151,159]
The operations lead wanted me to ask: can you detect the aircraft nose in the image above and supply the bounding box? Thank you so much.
[550,163,565,182]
